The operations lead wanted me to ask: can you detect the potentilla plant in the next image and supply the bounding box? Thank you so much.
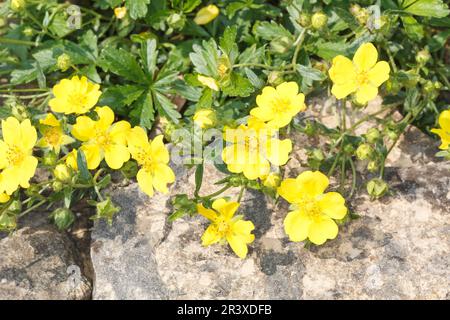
[0,0,449,259]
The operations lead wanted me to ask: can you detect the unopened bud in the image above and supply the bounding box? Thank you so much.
[356,144,373,160]
[367,178,388,199]
[366,128,381,144]
[57,53,72,72]
[416,49,431,65]
[311,12,328,29]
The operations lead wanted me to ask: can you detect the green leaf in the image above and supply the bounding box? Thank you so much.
[130,90,154,129]
[52,208,75,230]
[194,163,204,197]
[219,26,239,63]
[77,149,92,182]
[99,46,147,83]
[100,85,146,115]
[141,39,158,79]
[153,91,182,124]
[190,39,219,77]
[401,0,450,18]
[314,41,349,60]
[254,21,292,41]
[296,64,326,81]
[221,72,254,97]
[401,16,425,41]
[125,0,151,19]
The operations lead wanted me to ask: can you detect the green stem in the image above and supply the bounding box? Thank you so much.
[0,92,51,100]
[237,186,246,203]
[232,63,285,71]
[0,37,35,46]
[0,88,48,93]
[348,157,357,198]
[202,185,231,199]
[18,199,47,218]
[291,28,307,68]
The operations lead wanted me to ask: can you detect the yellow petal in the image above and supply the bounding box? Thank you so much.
[40,113,60,127]
[276,81,298,97]
[214,199,239,220]
[150,135,170,164]
[80,145,103,170]
[20,119,37,150]
[72,116,96,142]
[2,117,21,146]
[250,106,275,122]
[242,152,270,180]
[137,169,154,197]
[18,156,38,188]
[284,210,311,242]
[355,84,378,104]
[226,220,255,259]
[268,113,294,129]
[222,144,246,173]
[296,170,329,197]
[197,75,219,91]
[353,43,378,72]
[277,178,302,204]
[127,126,149,150]
[197,204,217,221]
[104,144,130,169]
[95,106,115,130]
[329,55,356,84]
[109,121,131,145]
[438,110,450,132]
[256,86,277,110]
[331,81,357,99]
[308,215,339,245]
[0,192,10,203]
[266,138,292,166]
[201,224,222,246]
[152,163,175,193]
[368,61,390,87]
[66,149,78,170]
[318,192,347,219]
[431,128,450,150]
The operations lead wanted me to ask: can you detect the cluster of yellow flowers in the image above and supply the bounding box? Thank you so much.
[0,76,175,204]
[198,43,390,258]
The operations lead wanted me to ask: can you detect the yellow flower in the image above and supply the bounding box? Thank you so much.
[71,106,131,170]
[250,82,306,129]
[278,171,347,245]
[431,109,450,150]
[49,76,101,115]
[194,5,219,25]
[197,75,219,91]
[197,198,255,259]
[127,128,175,197]
[0,192,10,203]
[114,7,127,19]
[193,109,216,128]
[37,113,74,154]
[0,118,38,195]
[222,117,292,180]
[65,149,78,170]
[329,43,390,104]
[11,0,25,11]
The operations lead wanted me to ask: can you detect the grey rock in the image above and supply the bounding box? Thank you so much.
[91,99,449,299]
[0,211,91,300]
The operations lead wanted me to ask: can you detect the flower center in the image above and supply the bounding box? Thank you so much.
[68,92,88,108]
[6,145,25,166]
[356,72,370,85]
[215,217,231,237]
[218,64,228,77]
[298,197,322,221]
[272,97,291,113]
[44,127,62,146]
[95,131,111,148]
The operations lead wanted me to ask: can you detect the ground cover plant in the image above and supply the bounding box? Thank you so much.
[0,0,449,258]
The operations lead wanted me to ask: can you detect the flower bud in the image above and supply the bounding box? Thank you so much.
[121,160,139,179]
[52,208,75,230]
[193,109,216,129]
[114,7,127,20]
[416,49,431,65]
[52,181,64,192]
[57,53,72,72]
[366,128,381,144]
[42,151,58,166]
[367,160,378,173]
[267,71,284,86]
[167,12,186,30]
[298,13,311,28]
[350,4,362,16]
[194,5,219,25]
[311,12,328,29]
[23,27,33,37]
[54,164,72,182]
[356,144,373,160]
[11,0,25,11]
[262,173,281,189]
[385,129,398,141]
[367,178,388,199]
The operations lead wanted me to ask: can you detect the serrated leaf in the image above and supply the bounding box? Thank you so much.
[401,0,450,18]
[296,64,326,81]
[221,72,254,97]
[99,46,147,83]
[153,91,181,124]
[125,0,151,19]
[77,149,92,182]
[190,39,219,77]
[219,26,239,63]
[100,85,146,115]
[254,21,292,41]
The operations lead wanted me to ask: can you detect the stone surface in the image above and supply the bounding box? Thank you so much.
[0,211,92,300]
[91,127,450,299]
